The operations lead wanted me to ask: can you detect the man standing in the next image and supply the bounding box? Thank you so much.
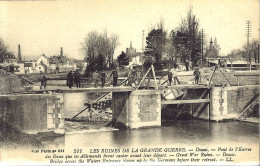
[67,71,74,88]
[73,69,81,88]
[193,68,200,84]
[110,68,118,87]
[100,70,106,87]
[168,70,173,86]
[93,70,99,88]
[135,69,141,85]
[185,59,189,71]
[40,75,47,90]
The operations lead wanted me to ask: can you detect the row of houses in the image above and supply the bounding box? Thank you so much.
[0,53,87,75]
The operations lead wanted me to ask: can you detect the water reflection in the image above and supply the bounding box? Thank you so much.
[63,121,258,149]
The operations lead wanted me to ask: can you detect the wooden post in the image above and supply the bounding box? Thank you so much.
[151,65,158,90]
[136,66,151,90]
[208,89,211,121]
[208,66,216,85]
[191,90,194,119]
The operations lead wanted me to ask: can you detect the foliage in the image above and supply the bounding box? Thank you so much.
[0,38,14,63]
[227,39,259,63]
[82,30,119,69]
[117,51,129,68]
[144,20,167,69]
[242,39,259,63]
[170,7,202,66]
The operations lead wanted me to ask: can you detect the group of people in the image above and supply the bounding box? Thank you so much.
[167,67,201,86]
[67,70,81,88]
[93,68,118,88]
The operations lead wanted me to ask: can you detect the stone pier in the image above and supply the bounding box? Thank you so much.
[0,93,65,134]
[112,90,161,129]
[209,85,259,121]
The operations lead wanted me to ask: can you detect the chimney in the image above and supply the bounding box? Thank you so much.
[60,47,63,57]
[18,44,21,62]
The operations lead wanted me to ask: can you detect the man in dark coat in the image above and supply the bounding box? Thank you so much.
[193,68,200,84]
[73,70,81,88]
[110,68,118,87]
[67,71,74,88]
[100,70,106,87]
[168,70,173,86]
[40,75,47,90]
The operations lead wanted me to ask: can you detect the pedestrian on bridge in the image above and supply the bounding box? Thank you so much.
[93,70,99,88]
[40,75,47,90]
[168,70,173,86]
[135,69,142,85]
[73,69,81,88]
[101,70,106,87]
[110,68,118,87]
[193,68,200,84]
[128,68,136,86]
[67,71,74,88]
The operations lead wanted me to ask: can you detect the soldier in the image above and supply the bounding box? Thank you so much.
[193,68,200,84]
[67,71,74,88]
[110,68,118,87]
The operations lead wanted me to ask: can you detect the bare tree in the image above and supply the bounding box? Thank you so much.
[82,31,119,71]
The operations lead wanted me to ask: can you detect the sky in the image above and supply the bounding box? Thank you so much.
[0,0,259,60]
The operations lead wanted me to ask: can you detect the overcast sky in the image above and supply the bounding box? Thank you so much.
[0,0,259,60]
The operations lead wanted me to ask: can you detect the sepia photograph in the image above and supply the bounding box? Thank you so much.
[0,0,259,165]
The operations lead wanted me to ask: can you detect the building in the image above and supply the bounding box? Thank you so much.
[0,52,25,74]
[205,37,220,58]
[24,61,37,74]
[126,42,143,67]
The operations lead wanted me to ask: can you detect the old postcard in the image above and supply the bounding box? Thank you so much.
[0,0,259,165]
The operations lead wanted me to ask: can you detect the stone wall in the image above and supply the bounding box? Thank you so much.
[210,85,259,121]
[113,90,161,129]
[0,93,64,134]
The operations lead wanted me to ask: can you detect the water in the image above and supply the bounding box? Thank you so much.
[64,92,99,118]
[62,92,259,149]
[45,92,259,163]
[2,92,259,164]
[63,120,259,148]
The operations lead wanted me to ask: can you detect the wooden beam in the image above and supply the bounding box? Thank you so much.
[151,65,158,90]
[72,106,89,118]
[136,66,151,90]
[161,99,210,105]
[208,66,216,84]
[32,86,135,93]
[159,84,211,90]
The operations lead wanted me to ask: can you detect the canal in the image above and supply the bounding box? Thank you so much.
[43,92,259,163]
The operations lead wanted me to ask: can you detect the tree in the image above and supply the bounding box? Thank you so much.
[170,7,201,66]
[82,30,119,71]
[96,53,105,71]
[117,51,129,68]
[243,39,259,63]
[144,20,167,69]
[0,38,10,62]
